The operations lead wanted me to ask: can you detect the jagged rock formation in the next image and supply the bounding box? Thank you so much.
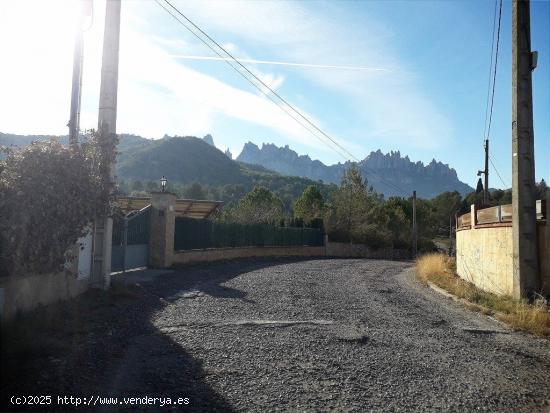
[237,142,473,198]
[1,132,473,198]
[202,134,215,147]
[224,148,233,159]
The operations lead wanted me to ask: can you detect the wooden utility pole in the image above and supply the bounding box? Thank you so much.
[412,190,417,258]
[92,0,121,289]
[68,1,92,147]
[512,0,539,298]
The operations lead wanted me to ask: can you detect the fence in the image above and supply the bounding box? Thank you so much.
[457,200,545,230]
[174,217,324,251]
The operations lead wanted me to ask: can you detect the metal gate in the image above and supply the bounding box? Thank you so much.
[111,206,151,273]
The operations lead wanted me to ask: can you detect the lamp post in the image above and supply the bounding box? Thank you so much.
[161,176,167,192]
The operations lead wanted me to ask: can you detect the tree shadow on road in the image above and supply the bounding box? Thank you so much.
[1,257,328,412]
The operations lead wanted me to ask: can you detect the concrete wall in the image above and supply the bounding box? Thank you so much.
[456,221,550,297]
[538,222,550,295]
[173,242,410,266]
[174,246,326,265]
[0,271,89,322]
[456,226,514,296]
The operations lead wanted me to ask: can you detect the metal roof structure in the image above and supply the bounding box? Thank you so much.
[116,196,223,219]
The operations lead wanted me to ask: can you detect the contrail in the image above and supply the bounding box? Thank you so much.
[168,54,390,72]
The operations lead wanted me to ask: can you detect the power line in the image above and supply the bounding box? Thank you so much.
[153,0,350,161]
[488,154,508,188]
[154,0,410,196]
[486,0,503,141]
[482,0,498,141]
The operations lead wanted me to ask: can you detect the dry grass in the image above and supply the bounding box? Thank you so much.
[416,253,550,337]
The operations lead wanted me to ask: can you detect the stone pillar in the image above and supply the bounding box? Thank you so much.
[149,192,176,268]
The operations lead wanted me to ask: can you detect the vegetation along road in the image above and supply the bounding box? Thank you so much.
[3,258,550,412]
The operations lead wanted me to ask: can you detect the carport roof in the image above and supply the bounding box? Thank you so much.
[116,196,223,219]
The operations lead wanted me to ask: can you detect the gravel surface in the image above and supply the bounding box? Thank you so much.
[3,258,550,412]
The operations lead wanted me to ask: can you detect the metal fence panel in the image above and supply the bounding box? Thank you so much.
[174,218,323,251]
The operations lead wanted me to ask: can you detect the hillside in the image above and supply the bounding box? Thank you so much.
[237,142,473,198]
[1,132,472,199]
[0,132,334,205]
[117,136,245,185]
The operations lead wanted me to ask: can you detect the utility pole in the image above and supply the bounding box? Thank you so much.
[68,1,92,147]
[512,0,539,299]
[477,139,489,206]
[484,139,489,205]
[92,0,121,289]
[412,190,417,258]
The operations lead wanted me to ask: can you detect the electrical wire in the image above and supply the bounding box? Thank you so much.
[482,0,498,141]
[486,0,502,141]
[489,155,508,188]
[154,0,410,196]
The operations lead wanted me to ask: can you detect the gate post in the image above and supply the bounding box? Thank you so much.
[149,192,177,268]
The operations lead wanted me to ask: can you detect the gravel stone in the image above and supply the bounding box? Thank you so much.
[3,258,550,412]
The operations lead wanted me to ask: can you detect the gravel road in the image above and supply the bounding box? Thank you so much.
[3,258,550,412]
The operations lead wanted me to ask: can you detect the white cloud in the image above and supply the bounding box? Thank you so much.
[169,0,454,150]
[0,0,453,161]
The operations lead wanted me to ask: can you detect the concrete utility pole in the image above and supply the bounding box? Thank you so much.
[68,1,92,147]
[483,139,489,205]
[92,0,121,289]
[477,139,489,206]
[412,190,417,258]
[512,0,539,299]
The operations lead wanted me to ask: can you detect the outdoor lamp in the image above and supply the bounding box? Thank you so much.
[161,176,167,192]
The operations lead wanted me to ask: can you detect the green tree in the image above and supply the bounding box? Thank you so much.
[184,182,206,200]
[294,185,325,225]
[475,178,484,194]
[132,180,144,191]
[429,191,462,235]
[536,179,547,201]
[230,186,284,224]
[325,166,388,246]
[382,197,412,249]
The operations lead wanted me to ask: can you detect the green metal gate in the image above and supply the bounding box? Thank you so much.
[111,206,151,272]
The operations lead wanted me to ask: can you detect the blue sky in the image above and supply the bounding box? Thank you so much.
[0,0,548,188]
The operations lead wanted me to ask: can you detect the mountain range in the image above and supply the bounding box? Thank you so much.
[0,132,473,198]
[237,142,473,198]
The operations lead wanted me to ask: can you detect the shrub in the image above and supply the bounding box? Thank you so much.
[0,132,116,276]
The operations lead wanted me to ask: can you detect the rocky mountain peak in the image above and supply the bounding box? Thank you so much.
[203,134,215,147]
[237,142,472,198]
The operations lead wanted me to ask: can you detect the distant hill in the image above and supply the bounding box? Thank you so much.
[237,142,473,198]
[117,136,244,185]
[1,132,472,199]
[0,132,334,204]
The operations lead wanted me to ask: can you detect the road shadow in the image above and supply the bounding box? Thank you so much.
[0,257,328,412]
